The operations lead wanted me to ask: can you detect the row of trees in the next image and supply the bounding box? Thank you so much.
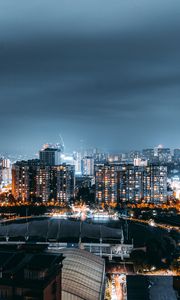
[130,235,179,273]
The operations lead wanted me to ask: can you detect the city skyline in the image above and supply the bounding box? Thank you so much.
[1,140,180,159]
[0,0,180,155]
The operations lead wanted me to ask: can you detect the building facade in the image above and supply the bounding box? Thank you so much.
[39,147,61,166]
[12,159,38,203]
[143,165,167,204]
[95,164,167,206]
[157,148,172,163]
[0,158,12,190]
[12,160,75,204]
[142,149,155,162]
[82,156,94,176]
[173,149,180,162]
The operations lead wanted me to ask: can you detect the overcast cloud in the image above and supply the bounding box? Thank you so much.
[0,0,180,154]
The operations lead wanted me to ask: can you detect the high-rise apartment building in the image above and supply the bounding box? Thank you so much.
[36,165,51,202]
[143,165,167,204]
[12,159,39,202]
[55,165,75,204]
[95,164,144,205]
[95,163,167,206]
[125,165,144,203]
[95,164,119,205]
[12,160,75,204]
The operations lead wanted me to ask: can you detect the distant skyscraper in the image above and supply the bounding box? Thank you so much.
[142,149,155,162]
[173,149,180,162]
[108,154,121,163]
[39,147,61,166]
[0,158,12,189]
[82,156,94,176]
[128,151,142,162]
[157,148,172,163]
[73,152,82,175]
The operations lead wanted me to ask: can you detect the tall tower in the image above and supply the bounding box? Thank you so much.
[39,147,61,166]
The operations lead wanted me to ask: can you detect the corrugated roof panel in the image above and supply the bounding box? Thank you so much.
[60,249,105,300]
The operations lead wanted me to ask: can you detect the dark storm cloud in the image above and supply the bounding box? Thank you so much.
[0,0,180,154]
[1,35,179,116]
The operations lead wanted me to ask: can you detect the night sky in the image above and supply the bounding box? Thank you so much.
[0,0,180,155]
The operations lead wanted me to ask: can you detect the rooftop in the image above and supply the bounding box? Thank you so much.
[0,246,63,288]
[0,217,122,243]
[56,248,105,300]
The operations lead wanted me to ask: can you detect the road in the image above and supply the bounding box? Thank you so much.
[125,217,180,233]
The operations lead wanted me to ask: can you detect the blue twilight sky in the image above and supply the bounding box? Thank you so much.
[0,0,180,155]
